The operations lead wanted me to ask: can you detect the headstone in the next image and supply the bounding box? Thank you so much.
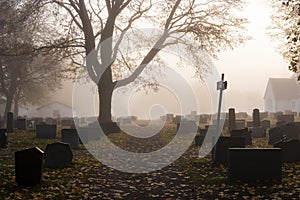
[260,112,268,119]
[61,119,75,127]
[17,118,27,130]
[281,123,299,141]
[166,114,174,122]
[275,111,284,119]
[230,128,252,145]
[235,120,246,129]
[261,120,271,129]
[228,108,236,132]
[77,127,101,144]
[32,118,43,126]
[7,112,13,133]
[247,121,253,128]
[276,121,286,127]
[252,108,261,127]
[212,136,245,165]
[228,148,282,182]
[172,115,182,124]
[36,125,56,139]
[274,139,300,162]
[44,142,73,168]
[250,126,266,138]
[45,117,55,125]
[277,114,294,123]
[0,129,8,148]
[177,121,197,133]
[269,127,284,145]
[15,147,44,186]
[61,129,79,149]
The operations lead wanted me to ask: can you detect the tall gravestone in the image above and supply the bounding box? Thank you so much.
[7,112,13,133]
[228,108,236,132]
[15,147,44,186]
[252,108,261,127]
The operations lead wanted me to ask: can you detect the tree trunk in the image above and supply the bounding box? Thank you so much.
[98,83,113,124]
[13,96,19,118]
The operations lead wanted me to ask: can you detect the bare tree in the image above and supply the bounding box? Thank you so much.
[39,0,248,125]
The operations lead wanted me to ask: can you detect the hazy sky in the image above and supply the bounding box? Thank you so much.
[56,0,293,119]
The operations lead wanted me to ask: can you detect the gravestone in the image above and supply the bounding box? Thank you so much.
[251,127,266,138]
[36,125,57,139]
[177,121,197,133]
[252,108,261,127]
[281,123,299,141]
[275,111,284,119]
[15,147,44,186]
[269,127,284,145]
[0,129,8,148]
[228,148,282,182]
[166,114,174,122]
[172,116,182,124]
[228,108,236,132]
[247,121,253,128]
[230,128,252,145]
[17,118,27,130]
[260,112,268,119]
[276,121,286,127]
[212,136,245,165]
[7,112,13,133]
[45,117,55,125]
[61,129,79,149]
[32,118,43,126]
[61,119,75,127]
[235,120,246,129]
[277,114,294,123]
[274,139,300,162]
[77,127,101,144]
[44,142,73,168]
[261,120,271,129]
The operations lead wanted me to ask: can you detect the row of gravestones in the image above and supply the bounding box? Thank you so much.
[15,142,73,186]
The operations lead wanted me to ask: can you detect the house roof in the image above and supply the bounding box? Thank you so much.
[264,78,300,100]
[36,101,72,111]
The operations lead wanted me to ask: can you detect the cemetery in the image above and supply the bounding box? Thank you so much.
[1,108,300,199]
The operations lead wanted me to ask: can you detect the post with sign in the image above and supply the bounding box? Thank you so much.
[212,73,227,164]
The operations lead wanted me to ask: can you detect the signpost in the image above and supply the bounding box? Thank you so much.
[212,73,227,164]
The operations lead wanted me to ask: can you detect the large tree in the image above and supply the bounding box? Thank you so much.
[270,0,300,79]
[0,0,64,119]
[40,0,248,124]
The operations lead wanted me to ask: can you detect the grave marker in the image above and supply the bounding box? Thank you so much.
[61,129,79,149]
[36,125,57,139]
[230,128,252,145]
[251,127,266,138]
[228,108,236,132]
[17,118,27,130]
[253,109,261,127]
[0,129,8,148]
[7,112,13,133]
[274,139,300,162]
[44,142,73,168]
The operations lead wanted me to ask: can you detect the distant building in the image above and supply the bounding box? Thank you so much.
[264,78,300,113]
[28,101,73,118]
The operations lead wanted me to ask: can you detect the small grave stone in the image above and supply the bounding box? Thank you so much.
[235,119,245,129]
[261,120,271,129]
[277,114,294,123]
[7,112,13,133]
[251,126,266,138]
[61,129,79,149]
[61,119,75,127]
[247,121,253,128]
[230,128,252,145]
[269,127,284,145]
[77,127,101,144]
[228,148,282,182]
[275,111,284,119]
[172,115,182,124]
[252,108,261,127]
[44,142,73,168]
[166,114,174,122]
[17,118,27,130]
[281,123,299,141]
[15,147,44,186]
[36,125,56,139]
[274,139,300,162]
[0,129,8,148]
[228,108,236,132]
[212,136,245,165]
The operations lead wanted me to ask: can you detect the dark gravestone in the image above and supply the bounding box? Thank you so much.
[212,136,245,165]
[7,112,13,133]
[230,128,252,145]
[281,123,299,141]
[44,142,73,168]
[252,108,261,127]
[251,127,266,138]
[269,127,284,145]
[195,128,208,146]
[277,114,294,124]
[172,115,182,124]
[15,147,44,186]
[247,121,253,128]
[177,121,197,133]
[0,129,8,148]
[235,120,246,129]
[261,120,271,129]
[274,140,300,162]
[228,108,236,132]
[61,119,74,127]
[276,121,286,127]
[77,127,101,144]
[61,129,79,149]
[228,148,282,182]
[17,118,27,130]
[36,125,57,139]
